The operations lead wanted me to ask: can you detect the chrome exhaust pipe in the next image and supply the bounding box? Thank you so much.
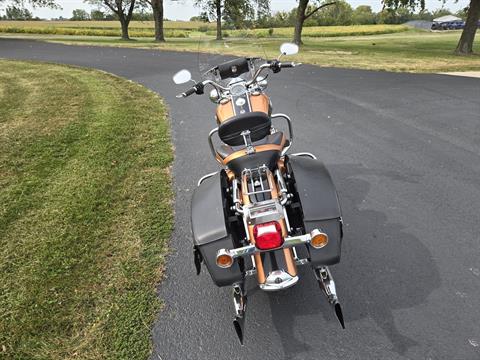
[314,266,345,329]
[232,283,247,344]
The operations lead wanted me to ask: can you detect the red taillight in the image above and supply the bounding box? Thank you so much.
[253,221,284,250]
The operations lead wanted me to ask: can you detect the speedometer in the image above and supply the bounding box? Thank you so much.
[230,83,246,96]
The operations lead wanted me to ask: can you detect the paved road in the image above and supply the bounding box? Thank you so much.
[2,39,480,360]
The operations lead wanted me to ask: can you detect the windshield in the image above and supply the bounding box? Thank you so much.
[196,37,266,87]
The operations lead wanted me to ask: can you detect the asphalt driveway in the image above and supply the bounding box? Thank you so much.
[1,38,479,360]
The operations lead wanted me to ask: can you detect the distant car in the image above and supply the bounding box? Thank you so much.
[431,21,465,30]
[431,22,446,30]
[448,21,465,30]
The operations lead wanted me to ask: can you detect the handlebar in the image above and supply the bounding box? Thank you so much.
[246,61,301,86]
[279,62,295,68]
[176,79,229,98]
[176,60,301,98]
[182,87,197,97]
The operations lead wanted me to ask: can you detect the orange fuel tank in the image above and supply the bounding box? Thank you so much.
[216,93,271,124]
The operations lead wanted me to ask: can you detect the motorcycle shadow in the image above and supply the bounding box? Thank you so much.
[247,163,440,359]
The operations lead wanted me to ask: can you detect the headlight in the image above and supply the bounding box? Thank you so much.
[209,89,220,103]
[257,76,268,89]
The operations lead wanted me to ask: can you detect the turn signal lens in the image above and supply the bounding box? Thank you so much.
[254,221,284,250]
[310,229,329,249]
[216,250,234,268]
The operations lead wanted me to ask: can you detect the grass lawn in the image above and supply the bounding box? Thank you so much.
[2,28,479,72]
[0,60,173,359]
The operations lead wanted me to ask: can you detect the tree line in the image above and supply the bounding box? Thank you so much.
[254,4,467,28]
[65,3,459,25]
[1,0,479,55]
[1,5,36,20]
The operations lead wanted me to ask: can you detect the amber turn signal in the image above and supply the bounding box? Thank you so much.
[310,229,329,249]
[216,249,234,268]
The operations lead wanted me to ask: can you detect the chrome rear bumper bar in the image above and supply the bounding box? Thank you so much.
[216,229,320,261]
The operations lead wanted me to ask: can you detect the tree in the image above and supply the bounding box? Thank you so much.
[414,9,433,21]
[293,0,336,45]
[0,0,57,8]
[377,8,397,23]
[223,1,255,29]
[0,0,57,21]
[431,8,452,19]
[352,5,375,24]
[455,0,480,54]
[5,5,33,19]
[455,7,469,19]
[144,0,165,42]
[383,0,479,55]
[190,12,210,22]
[86,0,137,40]
[71,8,90,20]
[311,0,352,25]
[195,0,223,40]
[222,0,269,29]
[90,9,105,20]
[195,0,269,39]
[131,10,153,20]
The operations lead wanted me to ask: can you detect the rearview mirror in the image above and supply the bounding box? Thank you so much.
[280,43,299,56]
[173,69,192,84]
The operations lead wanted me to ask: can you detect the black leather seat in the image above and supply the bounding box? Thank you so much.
[216,132,285,159]
[216,132,286,176]
[218,112,271,146]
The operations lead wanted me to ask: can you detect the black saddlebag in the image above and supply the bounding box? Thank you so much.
[191,172,244,287]
[286,155,343,266]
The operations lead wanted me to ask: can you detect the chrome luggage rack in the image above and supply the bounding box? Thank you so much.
[241,165,272,197]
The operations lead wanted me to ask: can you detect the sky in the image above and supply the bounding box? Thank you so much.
[1,0,469,20]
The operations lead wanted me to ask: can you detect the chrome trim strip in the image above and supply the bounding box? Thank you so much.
[315,266,339,304]
[295,258,309,265]
[290,152,317,159]
[271,113,293,155]
[244,200,284,226]
[275,169,289,206]
[245,268,257,277]
[216,230,316,262]
[197,171,218,186]
[232,178,244,215]
[208,127,219,160]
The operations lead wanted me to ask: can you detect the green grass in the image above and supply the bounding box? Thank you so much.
[0,60,174,359]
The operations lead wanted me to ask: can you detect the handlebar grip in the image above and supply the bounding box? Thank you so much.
[182,87,197,97]
[279,62,294,68]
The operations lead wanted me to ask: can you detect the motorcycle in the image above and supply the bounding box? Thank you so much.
[173,43,345,344]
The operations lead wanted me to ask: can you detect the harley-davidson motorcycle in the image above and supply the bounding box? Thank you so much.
[173,43,344,344]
